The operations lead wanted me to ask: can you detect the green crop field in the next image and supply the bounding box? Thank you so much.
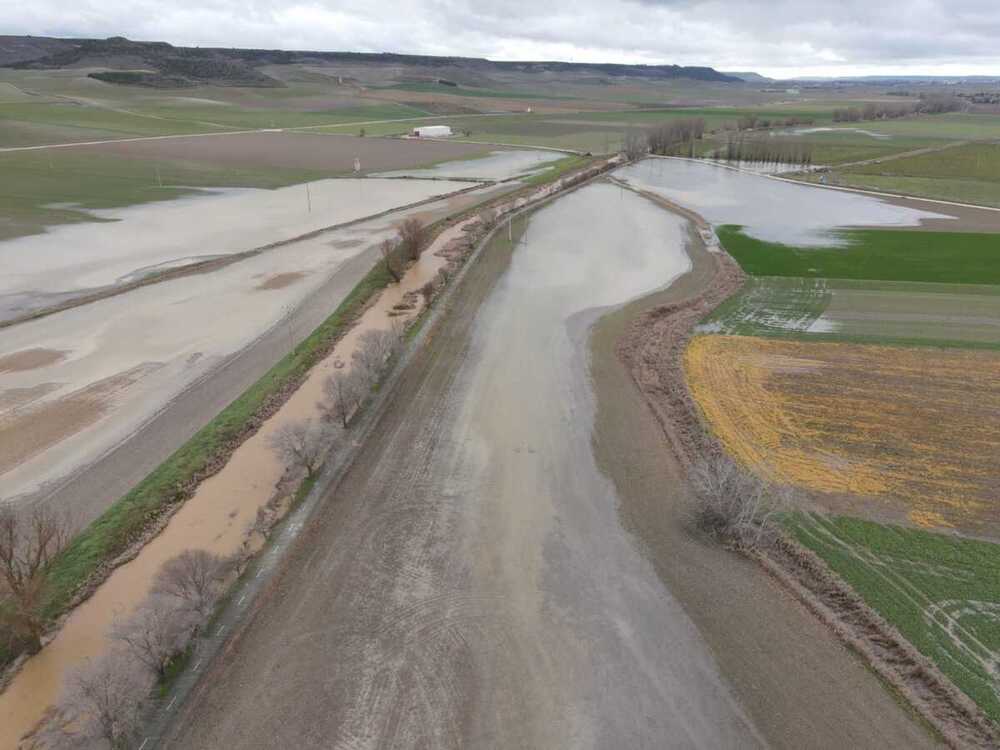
[806,142,1000,207]
[832,113,1000,140]
[788,513,1000,724]
[702,276,1000,348]
[717,225,1000,284]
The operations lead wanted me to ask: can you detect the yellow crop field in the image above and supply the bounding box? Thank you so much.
[684,335,1000,533]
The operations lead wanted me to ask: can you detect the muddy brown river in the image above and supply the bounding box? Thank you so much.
[163,183,764,748]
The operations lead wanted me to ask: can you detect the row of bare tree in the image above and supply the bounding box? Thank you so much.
[833,94,964,123]
[27,549,231,749]
[268,319,407,488]
[728,115,816,132]
[622,118,709,160]
[717,135,815,167]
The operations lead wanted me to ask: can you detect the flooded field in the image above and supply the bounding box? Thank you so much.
[616,158,947,245]
[0,221,459,749]
[375,149,565,180]
[0,177,471,320]
[162,183,763,748]
[0,181,509,514]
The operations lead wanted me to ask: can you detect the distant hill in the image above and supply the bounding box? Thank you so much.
[721,71,772,83]
[0,35,739,88]
[0,35,76,66]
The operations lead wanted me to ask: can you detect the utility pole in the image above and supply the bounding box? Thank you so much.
[306,183,312,213]
[283,305,295,353]
[155,166,162,187]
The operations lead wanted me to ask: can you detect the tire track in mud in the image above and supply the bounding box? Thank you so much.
[613,182,998,748]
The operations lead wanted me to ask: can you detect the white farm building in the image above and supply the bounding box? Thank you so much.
[411,125,453,138]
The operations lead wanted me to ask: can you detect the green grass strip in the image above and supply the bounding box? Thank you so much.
[717,225,1000,284]
[787,513,1000,724]
[41,262,393,620]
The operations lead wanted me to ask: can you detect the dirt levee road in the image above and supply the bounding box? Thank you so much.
[164,183,763,748]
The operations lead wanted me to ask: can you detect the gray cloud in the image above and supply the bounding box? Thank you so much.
[4,0,1000,77]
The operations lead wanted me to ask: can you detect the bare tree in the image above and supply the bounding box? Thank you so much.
[109,596,197,680]
[0,506,72,653]
[351,325,403,383]
[151,550,231,622]
[418,280,435,308]
[37,649,151,750]
[689,455,783,549]
[268,419,332,479]
[478,208,497,230]
[622,128,647,161]
[380,238,402,283]
[397,217,426,261]
[322,368,367,428]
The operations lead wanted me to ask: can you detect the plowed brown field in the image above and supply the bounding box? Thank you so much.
[685,335,1000,534]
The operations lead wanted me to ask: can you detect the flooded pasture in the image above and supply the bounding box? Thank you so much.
[0,177,472,321]
[0,181,509,513]
[0,211,462,750]
[374,149,565,180]
[616,158,948,246]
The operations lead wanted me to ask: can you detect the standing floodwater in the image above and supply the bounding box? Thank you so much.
[616,158,948,246]
[164,182,762,749]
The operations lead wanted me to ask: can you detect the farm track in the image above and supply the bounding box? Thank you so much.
[831,139,970,170]
[615,181,996,747]
[0,111,527,153]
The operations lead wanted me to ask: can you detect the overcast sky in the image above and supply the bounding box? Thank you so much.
[6,0,1000,78]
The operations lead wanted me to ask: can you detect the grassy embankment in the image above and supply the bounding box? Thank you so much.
[786,514,1000,724]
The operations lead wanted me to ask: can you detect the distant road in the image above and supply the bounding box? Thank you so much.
[0,112,523,153]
